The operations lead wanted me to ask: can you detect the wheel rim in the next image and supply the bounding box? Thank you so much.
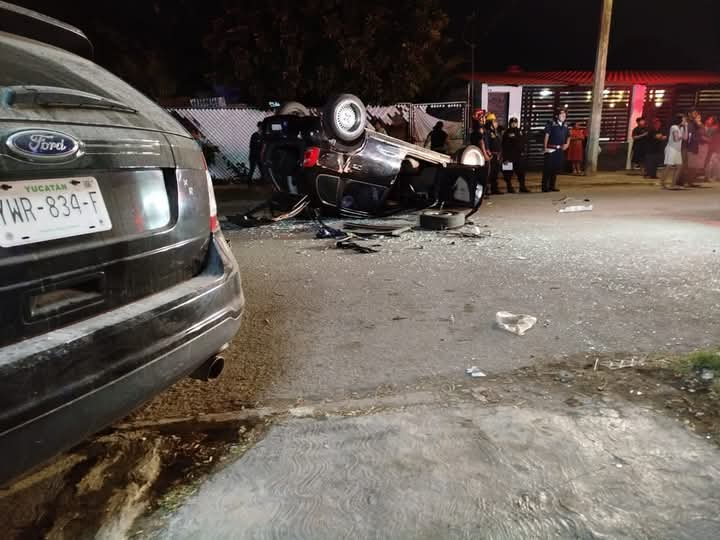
[461,148,484,166]
[335,100,363,137]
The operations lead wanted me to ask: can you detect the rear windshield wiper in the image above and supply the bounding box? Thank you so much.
[0,85,137,113]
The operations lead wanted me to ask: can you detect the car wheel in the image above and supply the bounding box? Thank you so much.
[453,145,485,167]
[419,210,466,230]
[277,101,310,116]
[323,94,367,143]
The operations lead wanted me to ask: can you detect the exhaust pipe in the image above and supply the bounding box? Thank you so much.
[190,354,225,381]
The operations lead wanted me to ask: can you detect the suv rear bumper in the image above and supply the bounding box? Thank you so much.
[0,233,244,486]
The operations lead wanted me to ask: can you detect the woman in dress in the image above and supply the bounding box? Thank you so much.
[567,121,586,175]
[661,114,688,189]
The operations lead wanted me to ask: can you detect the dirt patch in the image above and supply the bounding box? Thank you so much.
[441,354,720,446]
[0,415,269,540]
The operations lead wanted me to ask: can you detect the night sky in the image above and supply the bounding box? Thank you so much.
[444,0,720,72]
[12,0,720,97]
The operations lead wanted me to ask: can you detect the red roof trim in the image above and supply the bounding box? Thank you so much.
[463,70,720,86]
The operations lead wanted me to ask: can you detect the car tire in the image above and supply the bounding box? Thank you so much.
[453,145,485,167]
[419,210,466,230]
[323,94,367,143]
[277,101,310,116]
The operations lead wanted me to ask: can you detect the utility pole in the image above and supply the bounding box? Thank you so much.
[585,0,614,175]
[463,11,479,143]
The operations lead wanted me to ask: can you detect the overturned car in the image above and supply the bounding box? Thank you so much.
[259,94,487,218]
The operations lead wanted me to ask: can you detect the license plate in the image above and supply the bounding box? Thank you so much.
[0,177,112,248]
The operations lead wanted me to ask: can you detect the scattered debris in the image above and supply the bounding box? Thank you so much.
[316,224,346,239]
[466,367,487,378]
[336,239,379,254]
[495,311,538,336]
[556,370,575,384]
[601,358,646,370]
[700,369,715,382]
[343,222,414,237]
[558,204,593,213]
[444,226,493,239]
[555,196,593,213]
[553,196,591,205]
[227,193,310,227]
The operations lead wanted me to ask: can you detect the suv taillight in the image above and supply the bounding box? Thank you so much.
[206,171,220,233]
[303,147,320,168]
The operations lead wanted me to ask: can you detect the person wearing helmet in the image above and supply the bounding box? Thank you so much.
[484,113,503,195]
[542,108,570,192]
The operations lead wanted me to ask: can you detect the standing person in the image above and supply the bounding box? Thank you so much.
[705,117,720,181]
[248,121,263,184]
[681,110,701,185]
[567,121,587,175]
[661,114,687,189]
[469,115,491,198]
[425,121,449,153]
[541,109,570,192]
[484,113,502,195]
[687,114,708,182]
[645,117,667,180]
[469,119,483,147]
[631,117,649,176]
[501,117,529,193]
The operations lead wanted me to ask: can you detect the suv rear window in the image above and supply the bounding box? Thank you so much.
[0,31,186,135]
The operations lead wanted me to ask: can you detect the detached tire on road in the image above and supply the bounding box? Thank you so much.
[323,94,367,144]
[277,101,310,116]
[419,210,466,230]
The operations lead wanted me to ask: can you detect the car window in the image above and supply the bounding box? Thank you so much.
[0,31,185,135]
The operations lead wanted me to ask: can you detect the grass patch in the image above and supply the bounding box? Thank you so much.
[672,350,720,374]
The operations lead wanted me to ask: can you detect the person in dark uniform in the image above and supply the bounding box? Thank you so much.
[484,113,502,195]
[426,121,449,153]
[645,118,667,180]
[631,117,649,176]
[469,119,483,147]
[501,117,529,193]
[542,109,570,192]
[248,121,262,184]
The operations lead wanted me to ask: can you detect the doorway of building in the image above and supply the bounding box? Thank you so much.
[488,92,509,127]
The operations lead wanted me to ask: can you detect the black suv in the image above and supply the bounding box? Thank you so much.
[0,3,244,484]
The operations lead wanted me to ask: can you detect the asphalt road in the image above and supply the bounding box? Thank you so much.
[140,182,720,540]
[8,181,719,540]
[140,182,720,418]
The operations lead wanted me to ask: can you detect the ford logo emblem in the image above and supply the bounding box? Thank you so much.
[5,130,81,162]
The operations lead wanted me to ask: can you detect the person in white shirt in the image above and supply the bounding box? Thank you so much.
[662,114,688,189]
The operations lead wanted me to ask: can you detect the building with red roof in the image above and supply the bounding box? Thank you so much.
[463,69,720,169]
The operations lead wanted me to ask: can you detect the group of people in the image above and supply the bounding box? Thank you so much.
[465,113,529,195]
[632,111,720,189]
[467,108,581,194]
[427,109,586,195]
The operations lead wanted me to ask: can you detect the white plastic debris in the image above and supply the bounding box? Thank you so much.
[558,205,593,213]
[466,366,487,377]
[495,311,538,336]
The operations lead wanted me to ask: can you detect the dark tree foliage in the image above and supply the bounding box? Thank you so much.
[204,0,451,105]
